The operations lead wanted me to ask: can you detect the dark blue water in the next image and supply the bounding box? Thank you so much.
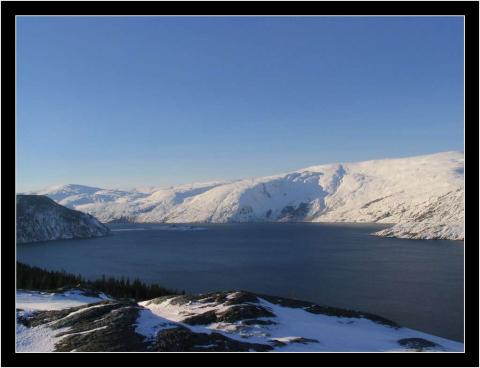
[16,223,464,342]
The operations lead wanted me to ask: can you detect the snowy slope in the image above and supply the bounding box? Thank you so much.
[30,184,145,208]
[138,291,463,352]
[16,289,463,352]
[372,189,464,240]
[28,182,230,224]
[17,289,110,311]
[27,151,464,240]
[16,195,110,244]
[16,289,110,352]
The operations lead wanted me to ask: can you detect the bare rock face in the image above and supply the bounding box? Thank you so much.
[397,338,446,352]
[16,195,110,244]
[151,326,273,352]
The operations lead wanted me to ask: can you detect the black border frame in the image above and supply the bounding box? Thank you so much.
[2,1,478,367]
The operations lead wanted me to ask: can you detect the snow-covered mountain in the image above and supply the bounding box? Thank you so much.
[16,195,110,244]
[26,151,464,240]
[31,184,146,208]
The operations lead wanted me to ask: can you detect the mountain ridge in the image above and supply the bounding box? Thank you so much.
[24,151,464,240]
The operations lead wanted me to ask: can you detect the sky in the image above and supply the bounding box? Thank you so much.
[16,16,464,191]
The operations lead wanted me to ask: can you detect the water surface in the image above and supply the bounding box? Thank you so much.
[17,222,464,342]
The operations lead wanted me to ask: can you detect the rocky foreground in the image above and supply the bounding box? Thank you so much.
[16,195,110,244]
[16,289,463,352]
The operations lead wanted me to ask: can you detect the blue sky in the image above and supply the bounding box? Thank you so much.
[17,16,464,191]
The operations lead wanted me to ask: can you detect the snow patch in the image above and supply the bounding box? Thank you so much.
[16,289,108,312]
[134,309,177,340]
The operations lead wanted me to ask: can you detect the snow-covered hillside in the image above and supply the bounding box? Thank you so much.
[27,151,464,240]
[16,289,463,352]
[16,195,110,244]
[32,184,146,208]
[16,289,110,352]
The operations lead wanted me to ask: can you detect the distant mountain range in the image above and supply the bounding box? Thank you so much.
[16,195,110,244]
[25,151,464,240]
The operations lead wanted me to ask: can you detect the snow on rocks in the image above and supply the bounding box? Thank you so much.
[373,221,464,240]
[16,289,111,352]
[372,188,464,240]
[16,289,463,352]
[134,309,177,340]
[16,195,110,244]
[138,291,463,352]
[16,316,69,352]
[16,289,109,312]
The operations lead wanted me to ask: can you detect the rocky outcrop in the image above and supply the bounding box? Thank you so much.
[372,189,464,240]
[16,195,110,244]
[16,289,463,352]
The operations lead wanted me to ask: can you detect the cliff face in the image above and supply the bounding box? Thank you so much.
[16,195,110,244]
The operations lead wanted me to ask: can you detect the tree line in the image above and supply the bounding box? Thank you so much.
[16,262,181,301]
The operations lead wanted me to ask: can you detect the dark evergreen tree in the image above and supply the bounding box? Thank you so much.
[16,262,177,301]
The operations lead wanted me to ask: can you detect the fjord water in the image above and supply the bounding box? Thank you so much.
[16,223,464,342]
